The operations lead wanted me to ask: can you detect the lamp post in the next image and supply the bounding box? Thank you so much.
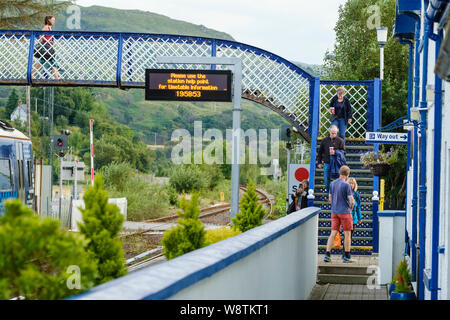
[376,27,388,80]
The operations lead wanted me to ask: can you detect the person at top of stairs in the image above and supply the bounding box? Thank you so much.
[317,125,346,193]
[329,86,353,142]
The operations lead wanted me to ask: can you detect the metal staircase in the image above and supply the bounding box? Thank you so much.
[315,138,374,255]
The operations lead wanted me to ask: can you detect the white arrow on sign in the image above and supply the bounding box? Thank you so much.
[365,132,408,144]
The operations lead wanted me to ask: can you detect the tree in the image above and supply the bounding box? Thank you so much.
[324,0,408,127]
[161,193,206,260]
[78,175,127,284]
[324,0,408,203]
[0,199,97,299]
[0,0,72,29]
[232,181,265,232]
[5,88,19,117]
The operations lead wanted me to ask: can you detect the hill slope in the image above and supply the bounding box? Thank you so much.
[55,5,234,40]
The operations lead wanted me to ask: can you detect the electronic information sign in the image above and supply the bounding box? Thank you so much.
[145,69,232,102]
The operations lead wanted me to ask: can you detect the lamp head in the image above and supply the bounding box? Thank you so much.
[376,27,388,46]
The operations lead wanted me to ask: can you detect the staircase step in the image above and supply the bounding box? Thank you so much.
[314,200,372,206]
[317,273,370,285]
[318,264,370,275]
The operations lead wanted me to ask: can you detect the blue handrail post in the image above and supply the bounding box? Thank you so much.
[116,34,124,88]
[308,77,320,207]
[372,191,380,254]
[26,31,35,85]
[372,78,381,254]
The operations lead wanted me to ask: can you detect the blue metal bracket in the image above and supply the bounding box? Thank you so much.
[423,268,441,291]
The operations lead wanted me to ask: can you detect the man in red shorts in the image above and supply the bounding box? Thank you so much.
[324,165,355,263]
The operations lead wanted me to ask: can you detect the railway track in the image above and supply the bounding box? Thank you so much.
[123,186,274,271]
[121,186,273,240]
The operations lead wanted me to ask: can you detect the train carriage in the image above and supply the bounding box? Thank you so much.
[0,120,34,213]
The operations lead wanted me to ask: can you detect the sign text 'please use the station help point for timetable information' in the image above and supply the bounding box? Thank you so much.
[145,69,232,102]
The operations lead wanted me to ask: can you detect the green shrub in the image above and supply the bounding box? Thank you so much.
[106,175,170,221]
[167,185,179,206]
[161,193,206,260]
[0,199,97,299]
[205,226,241,246]
[232,181,265,232]
[101,161,134,192]
[273,196,287,216]
[78,175,127,284]
[169,164,207,192]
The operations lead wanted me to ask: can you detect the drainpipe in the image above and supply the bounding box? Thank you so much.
[397,37,413,255]
[417,16,431,301]
[411,16,421,284]
[428,27,443,301]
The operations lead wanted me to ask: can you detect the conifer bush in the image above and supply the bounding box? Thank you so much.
[0,199,97,300]
[232,181,265,232]
[161,193,206,260]
[78,175,127,284]
[205,226,241,246]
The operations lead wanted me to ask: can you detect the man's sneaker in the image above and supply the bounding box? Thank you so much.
[324,254,331,262]
[342,256,353,263]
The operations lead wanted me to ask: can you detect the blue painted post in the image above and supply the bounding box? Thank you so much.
[418,18,431,301]
[372,78,381,254]
[411,18,421,283]
[397,38,413,256]
[27,31,35,85]
[116,34,124,88]
[211,40,216,70]
[430,28,443,301]
[308,77,320,207]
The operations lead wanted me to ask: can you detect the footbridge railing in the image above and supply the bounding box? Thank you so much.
[0,29,315,140]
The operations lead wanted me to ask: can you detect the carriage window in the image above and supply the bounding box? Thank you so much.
[27,160,33,187]
[0,159,12,190]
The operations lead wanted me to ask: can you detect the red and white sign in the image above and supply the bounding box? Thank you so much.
[288,164,310,206]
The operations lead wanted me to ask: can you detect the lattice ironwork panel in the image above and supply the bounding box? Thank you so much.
[216,43,310,129]
[32,34,118,83]
[319,84,368,139]
[0,33,29,81]
[121,36,213,85]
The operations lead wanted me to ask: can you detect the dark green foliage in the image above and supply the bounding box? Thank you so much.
[169,164,207,193]
[232,181,265,232]
[5,88,19,117]
[161,193,206,260]
[168,186,179,206]
[0,0,72,29]
[0,199,97,299]
[78,175,127,284]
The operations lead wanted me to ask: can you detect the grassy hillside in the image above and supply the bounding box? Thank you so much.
[55,5,234,40]
[96,88,288,145]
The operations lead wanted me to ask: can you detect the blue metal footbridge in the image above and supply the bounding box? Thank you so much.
[0,29,382,254]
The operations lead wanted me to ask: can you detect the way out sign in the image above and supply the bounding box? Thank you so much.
[365,132,408,144]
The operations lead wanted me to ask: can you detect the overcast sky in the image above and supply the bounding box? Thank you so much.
[76,0,348,65]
